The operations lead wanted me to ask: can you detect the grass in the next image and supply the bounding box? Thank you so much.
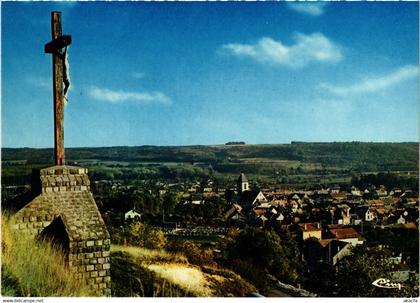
[1,214,93,297]
[111,244,187,263]
[146,263,212,296]
[111,251,189,297]
[111,243,256,297]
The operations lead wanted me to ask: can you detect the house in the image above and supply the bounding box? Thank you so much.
[298,222,322,240]
[330,184,341,194]
[368,199,385,208]
[223,203,245,223]
[125,209,141,221]
[356,206,376,222]
[304,238,353,267]
[351,186,362,197]
[376,186,388,197]
[331,192,347,202]
[319,239,353,266]
[238,190,267,208]
[397,215,406,224]
[328,227,364,246]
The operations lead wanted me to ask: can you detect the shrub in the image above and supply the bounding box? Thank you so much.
[166,240,216,267]
[128,222,167,250]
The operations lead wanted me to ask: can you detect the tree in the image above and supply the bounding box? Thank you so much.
[162,193,178,215]
[224,227,300,289]
[334,245,415,297]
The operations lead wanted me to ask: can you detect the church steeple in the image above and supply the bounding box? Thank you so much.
[237,173,249,194]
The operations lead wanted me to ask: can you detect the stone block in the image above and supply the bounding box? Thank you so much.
[95,264,102,270]
[102,251,110,257]
[90,271,98,278]
[87,240,95,247]
[103,276,111,282]
[98,283,107,290]
[95,240,103,246]
[103,263,110,270]
[95,277,103,284]
[89,258,98,265]
[29,216,37,222]
[98,270,106,277]
[82,258,90,265]
[95,252,102,258]
[98,258,105,264]
[104,239,111,245]
[86,265,94,272]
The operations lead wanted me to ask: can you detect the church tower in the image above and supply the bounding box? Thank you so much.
[237,173,249,194]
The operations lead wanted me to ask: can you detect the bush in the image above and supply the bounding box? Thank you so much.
[230,258,269,292]
[166,240,216,267]
[128,222,167,250]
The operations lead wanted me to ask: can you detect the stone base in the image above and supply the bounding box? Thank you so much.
[13,165,111,296]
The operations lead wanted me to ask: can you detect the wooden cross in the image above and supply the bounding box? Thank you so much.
[44,11,72,166]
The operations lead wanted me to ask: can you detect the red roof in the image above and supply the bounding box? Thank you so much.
[298,223,321,232]
[253,209,266,216]
[330,228,363,240]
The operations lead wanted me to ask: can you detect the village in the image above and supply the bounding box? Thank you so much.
[100,171,419,293]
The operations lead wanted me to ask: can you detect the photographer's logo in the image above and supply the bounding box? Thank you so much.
[372,278,402,290]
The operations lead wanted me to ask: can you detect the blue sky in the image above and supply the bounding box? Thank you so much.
[2,2,418,147]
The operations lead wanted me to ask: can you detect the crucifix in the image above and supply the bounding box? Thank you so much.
[44,11,72,166]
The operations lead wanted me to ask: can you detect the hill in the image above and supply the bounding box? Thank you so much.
[3,142,418,171]
[2,142,418,189]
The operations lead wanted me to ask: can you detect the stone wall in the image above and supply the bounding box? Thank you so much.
[13,165,111,296]
[69,239,111,295]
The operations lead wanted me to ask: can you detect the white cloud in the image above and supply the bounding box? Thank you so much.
[223,32,342,69]
[287,2,327,16]
[320,65,418,95]
[88,86,172,105]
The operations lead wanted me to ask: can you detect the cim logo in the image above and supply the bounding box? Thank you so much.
[372,278,403,290]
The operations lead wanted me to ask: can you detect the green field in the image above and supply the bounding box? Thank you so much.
[2,142,418,188]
